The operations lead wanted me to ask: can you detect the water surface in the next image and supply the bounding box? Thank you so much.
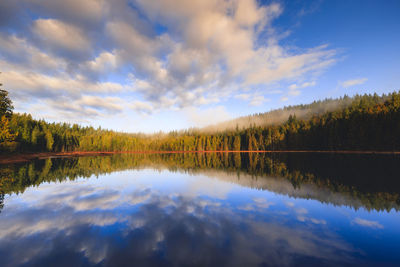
[0,153,399,266]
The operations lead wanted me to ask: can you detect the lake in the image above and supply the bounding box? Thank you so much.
[0,152,399,266]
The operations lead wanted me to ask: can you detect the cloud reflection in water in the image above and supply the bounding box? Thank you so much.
[0,170,362,267]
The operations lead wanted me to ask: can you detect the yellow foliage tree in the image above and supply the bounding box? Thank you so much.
[0,115,16,143]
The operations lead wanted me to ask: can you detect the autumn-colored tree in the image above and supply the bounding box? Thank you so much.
[233,135,241,151]
[0,115,17,143]
[0,86,17,148]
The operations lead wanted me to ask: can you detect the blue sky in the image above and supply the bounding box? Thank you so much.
[0,0,399,132]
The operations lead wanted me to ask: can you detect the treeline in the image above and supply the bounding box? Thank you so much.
[200,94,356,132]
[153,91,400,151]
[1,152,399,212]
[4,113,143,152]
[1,89,400,152]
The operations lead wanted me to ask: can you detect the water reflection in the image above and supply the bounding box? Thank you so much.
[1,152,400,211]
[0,176,357,266]
[0,153,399,266]
[0,193,4,213]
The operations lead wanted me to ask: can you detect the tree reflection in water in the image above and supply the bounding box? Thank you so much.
[0,153,399,266]
[1,152,399,212]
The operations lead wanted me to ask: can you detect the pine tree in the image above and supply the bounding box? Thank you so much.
[0,88,13,118]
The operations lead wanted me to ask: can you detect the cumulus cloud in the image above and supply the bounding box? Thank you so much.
[341,78,367,87]
[2,69,125,97]
[0,46,129,120]
[1,67,128,117]
[40,96,125,122]
[0,0,337,124]
[129,0,335,105]
[32,18,91,58]
[0,33,67,72]
[78,95,124,113]
[82,51,119,79]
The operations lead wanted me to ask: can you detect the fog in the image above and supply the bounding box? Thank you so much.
[199,97,356,133]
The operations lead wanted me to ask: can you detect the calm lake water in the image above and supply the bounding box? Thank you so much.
[0,152,399,266]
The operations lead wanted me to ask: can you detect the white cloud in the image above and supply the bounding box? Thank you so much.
[352,218,383,229]
[283,81,316,99]
[84,51,119,74]
[2,69,126,97]
[234,92,269,106]
[131,100,155,115]
[244,45,335,85]
[341,78,367,87]
[252,197,274,209]
[310,218,327,225]
[1,62,129,120]
[249,95,269,106]
[285,202,295,207]
[289,81,316,90]
[0,0,338,126]
[0,33,67,72]
[108,0,335,110]
[78,95,124,113]
[40,95,125,121]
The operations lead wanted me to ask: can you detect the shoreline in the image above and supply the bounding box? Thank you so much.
[1,150,400,165]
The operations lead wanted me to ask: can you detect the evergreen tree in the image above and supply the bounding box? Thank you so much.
[45,130,54,151]
[0,88,13,118]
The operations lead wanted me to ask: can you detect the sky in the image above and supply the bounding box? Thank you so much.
[0,0,399,133]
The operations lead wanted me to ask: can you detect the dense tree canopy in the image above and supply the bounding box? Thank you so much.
[1,89,400,153]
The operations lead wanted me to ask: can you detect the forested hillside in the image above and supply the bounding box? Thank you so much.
[1,87,400,152]
[201,96,355,132]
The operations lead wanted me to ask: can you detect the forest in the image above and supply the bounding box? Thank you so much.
[1,86,400,153]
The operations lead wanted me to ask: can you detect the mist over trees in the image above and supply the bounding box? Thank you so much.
[1,88,400,153]
[200,96,356,133]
